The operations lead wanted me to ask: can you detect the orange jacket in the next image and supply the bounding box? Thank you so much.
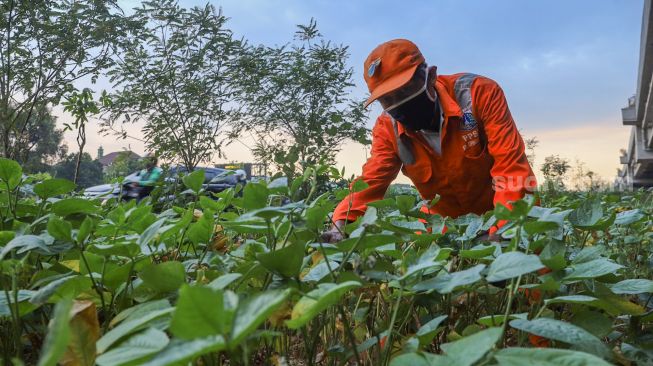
[333,73,536,222]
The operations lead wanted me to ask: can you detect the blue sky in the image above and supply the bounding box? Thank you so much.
[97,0,644,180]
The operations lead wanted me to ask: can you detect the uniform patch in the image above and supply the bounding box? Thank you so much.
[460,112,478,131]
[368,58,381,78]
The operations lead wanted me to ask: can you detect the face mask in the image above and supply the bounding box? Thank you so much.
[387,88,438,131]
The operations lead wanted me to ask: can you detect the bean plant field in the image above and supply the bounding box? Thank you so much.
[1,158,652,366]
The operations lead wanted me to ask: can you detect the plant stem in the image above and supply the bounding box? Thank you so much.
[383,284,403,366]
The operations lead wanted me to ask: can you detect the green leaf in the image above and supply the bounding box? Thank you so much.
[96,307,174,354]
[614,209,645,225]
[568,199,603,229]
[0,158,22,189]
[539,239,567,271]
[109,300,171,328]
[0,234,54,259]
[0,290,35,317]
[494,202,521,220]
[230,289,291,346]
[544,295,638,316]
[459,244,497,259]
[396,195,416,215]
[34,178,76,199]
[47,216,72,242]
[77,217,94,245]
[170,285,225,339]
[494,347,612,366]
[400,245,446,281]
[509,318,609,357]
[390,352,437,366]
[621,343,653,365]
[608,279,653,294]
[140,336,226,366]
[564,258,623,281]
[257,242,305,278]
[139,261,186,293]
[138,218,166,250]
[413,264,485,294]
[415,315,447,346]
[37,297,73,366]
[52,198,98,216]
[366,198,397,210]
[0,231,14,246]
[30,274,76,306]
[187,211,213,245]
[572,246,604,264]
[476,313,528,327]
[243,182,269,210]
[305,200,335,232]
[486,252,544,282]
[199,196,221,211]
[208,273,242,290]
[462,216,484,239]
[182,169,205,193]
[351,179,369,193]
[440,327,502,366]
[523,220,560,235]
[571,310,613,338]
[302,260,338,282]
[96,328,169,366]
[359,206,378,227]
[286,281,361,329]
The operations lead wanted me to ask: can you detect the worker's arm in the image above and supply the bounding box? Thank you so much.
[332,115,402,222]
[138,167,162,187]
[473,77,537,229]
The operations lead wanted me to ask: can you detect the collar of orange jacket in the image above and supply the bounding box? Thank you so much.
[395,75,463,137]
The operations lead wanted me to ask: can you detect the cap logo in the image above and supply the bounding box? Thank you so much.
[368,58,381,78]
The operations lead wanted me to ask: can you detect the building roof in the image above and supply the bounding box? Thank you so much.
[98,151,141,167]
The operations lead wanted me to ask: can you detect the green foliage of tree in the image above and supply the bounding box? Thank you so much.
[541,154,571,191]
[53,153,103,188]
[523,134,539,167]
[104,151,143,181]
[63,88,104,184]
[236,19,369,179]
[0,0,128,160]
[9,105,67,173]
[102,0,244,170]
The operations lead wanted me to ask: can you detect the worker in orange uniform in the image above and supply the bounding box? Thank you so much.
[323,39,537,242]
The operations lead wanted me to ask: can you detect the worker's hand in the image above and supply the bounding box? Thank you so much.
[321,220,347,243]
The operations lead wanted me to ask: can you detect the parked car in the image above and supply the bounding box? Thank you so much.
[83,166,247,201]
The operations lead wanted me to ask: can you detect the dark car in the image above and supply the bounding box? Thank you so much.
[83,166,247,201]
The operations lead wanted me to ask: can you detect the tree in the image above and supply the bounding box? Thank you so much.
[102,0,244,170]
[237,19,369,178]
[523,135,539,167]
[0,0,128,160]
[54,152,103,188]
[571,158,587,191]
[7,105,67,173]
[541,155,570,191]
[63,88,104,184]
[104,151,143,181]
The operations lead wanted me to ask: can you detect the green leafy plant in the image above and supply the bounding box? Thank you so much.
[0,158,651,365]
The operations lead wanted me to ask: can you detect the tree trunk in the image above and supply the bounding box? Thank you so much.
[73,125,86,184]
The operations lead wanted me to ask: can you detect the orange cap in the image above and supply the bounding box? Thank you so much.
[363,39,425,108]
